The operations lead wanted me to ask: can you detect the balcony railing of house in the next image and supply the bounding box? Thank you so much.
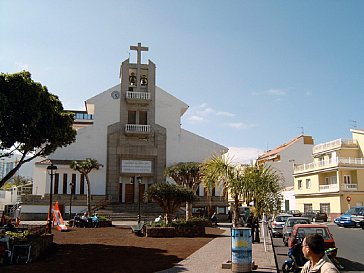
[319,183,358,192]
[126,91,151,100]
[341,184,358,191]
[313,138,358,154]
[125,124,151,134]
[294,157,364,173]
[319,184,339,192]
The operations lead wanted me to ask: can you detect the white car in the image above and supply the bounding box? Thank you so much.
[271,213,292,238]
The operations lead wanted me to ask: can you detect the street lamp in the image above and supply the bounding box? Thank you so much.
[69,181,74,221]
[131,176,142,223]
[47,163,57,234]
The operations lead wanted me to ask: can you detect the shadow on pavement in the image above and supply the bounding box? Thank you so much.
[336,257,364,271]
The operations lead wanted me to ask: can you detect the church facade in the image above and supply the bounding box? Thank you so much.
[29,43,227,215]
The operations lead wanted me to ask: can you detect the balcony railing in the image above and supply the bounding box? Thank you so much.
[294,157,364,173]
[341,184,358,191]
[319,184,339,192]
[125,124,151,134]
[313,138,358,154]
[126,91,151,101]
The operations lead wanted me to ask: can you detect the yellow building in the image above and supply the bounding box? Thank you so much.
[293,129,364,221]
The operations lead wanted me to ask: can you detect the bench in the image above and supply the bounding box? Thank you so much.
[131,222,145,236]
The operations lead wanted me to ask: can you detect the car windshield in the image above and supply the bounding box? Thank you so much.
[287,219,309,227]
[345,207,364,215]
[276,215,290,222]
[296,227,331,240]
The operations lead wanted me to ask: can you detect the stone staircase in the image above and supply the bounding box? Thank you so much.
[96,203,166,221]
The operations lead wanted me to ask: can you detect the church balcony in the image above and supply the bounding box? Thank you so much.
[125,124,151,136]
[126,91,151,104]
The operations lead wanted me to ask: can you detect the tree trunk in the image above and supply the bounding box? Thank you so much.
[186,201,192,220]
[85,175,92,214]
[233,194,240,227]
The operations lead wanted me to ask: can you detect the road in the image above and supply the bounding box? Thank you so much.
[272,223,364,272]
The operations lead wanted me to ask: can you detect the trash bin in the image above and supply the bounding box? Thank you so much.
[231,227,252,273]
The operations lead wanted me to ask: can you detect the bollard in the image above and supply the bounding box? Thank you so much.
[231,227,252,273]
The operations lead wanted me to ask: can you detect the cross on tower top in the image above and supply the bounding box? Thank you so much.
[130,42,148,65]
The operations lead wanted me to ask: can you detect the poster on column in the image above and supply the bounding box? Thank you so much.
[121,160,152,174]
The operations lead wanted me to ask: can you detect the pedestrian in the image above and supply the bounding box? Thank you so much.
[247,212,255,239]
[301,234,339,273]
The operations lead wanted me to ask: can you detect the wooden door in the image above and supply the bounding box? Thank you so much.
[125,184,134,204]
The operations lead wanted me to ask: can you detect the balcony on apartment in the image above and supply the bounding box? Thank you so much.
[294,157,364,174]
[126,87,151,104]
[72,111,94,129]
[313,138,358,155]
[124,124,151,137]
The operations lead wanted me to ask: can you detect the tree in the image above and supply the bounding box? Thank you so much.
[164,162,201,220]
[242,164,284,217]
[0,71,76,187]
[200,154,243,227]
[70,158,103,214]
[146,182,196,224]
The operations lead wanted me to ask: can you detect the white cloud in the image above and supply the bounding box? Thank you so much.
[227,122,255,129]
[217,111,235,117]
[225,146,264,164]
[188,115,204,123]
[267,89,287,96]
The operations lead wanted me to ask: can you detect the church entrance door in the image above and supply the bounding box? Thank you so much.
[125,184,134,204]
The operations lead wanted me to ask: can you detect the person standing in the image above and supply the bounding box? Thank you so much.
[301,234,339,273]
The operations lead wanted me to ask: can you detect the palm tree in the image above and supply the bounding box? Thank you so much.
[164,162,201,220]
[242,164,284,217]
[200,154,244,227]
[70,158,103,214]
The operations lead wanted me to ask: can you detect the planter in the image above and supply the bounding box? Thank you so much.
[146,226,205,238]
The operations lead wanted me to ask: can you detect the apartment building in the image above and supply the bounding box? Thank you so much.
[293,129,364,220]
[257,135,315,211]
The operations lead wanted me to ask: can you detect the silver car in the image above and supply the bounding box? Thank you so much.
[282,217,311,246]
[271,213,292,238]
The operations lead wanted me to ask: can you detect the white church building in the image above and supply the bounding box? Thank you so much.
[26,43,227,217]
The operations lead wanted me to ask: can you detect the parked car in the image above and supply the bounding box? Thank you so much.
[336,206,364,227]
[288,224,337,257]
[303,210,328,222]
[271,213,292,238]
[287,210,302,217]
[282,217,311,246]
[359,219,364,230]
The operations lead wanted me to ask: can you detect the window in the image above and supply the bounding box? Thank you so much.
[62,174,68,194]
[128,111,136,124]
[320,203,330,215]
[344,175,351,184]
[306,179,311,189]
[139,111,147,125]
[80,174,85,195]
[53,174,59,194]
[71,174,76,194]
[298,180,303,189]
[304,203,312,212]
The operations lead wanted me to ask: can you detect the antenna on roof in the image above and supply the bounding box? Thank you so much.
[349,120,357,128]
[297,127,304,135]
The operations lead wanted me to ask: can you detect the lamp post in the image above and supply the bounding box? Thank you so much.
[69,181,74,221]
[131,176,142,223]
[47,163,57,234]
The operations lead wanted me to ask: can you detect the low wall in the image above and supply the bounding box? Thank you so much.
[146,226,205,238]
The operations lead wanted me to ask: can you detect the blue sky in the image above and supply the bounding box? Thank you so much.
[1,1,364,163]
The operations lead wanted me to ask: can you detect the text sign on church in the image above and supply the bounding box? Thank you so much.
[121,160,152,174]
